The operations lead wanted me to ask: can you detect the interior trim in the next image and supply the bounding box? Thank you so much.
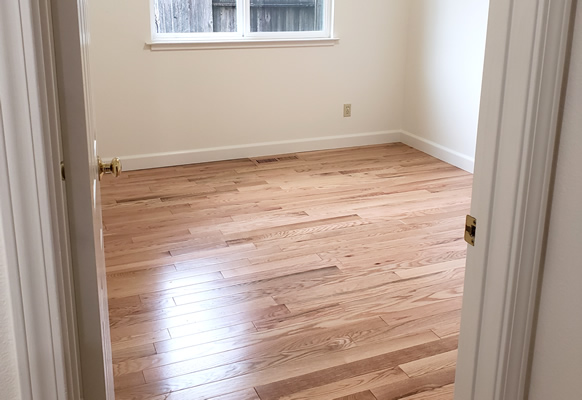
[104,130,402,171]
[454,0,574,399]
[401,130,475,173]
[147,37,339,51]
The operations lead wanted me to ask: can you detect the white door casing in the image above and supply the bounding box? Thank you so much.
[0,0,74,399]
[455,0,574,399]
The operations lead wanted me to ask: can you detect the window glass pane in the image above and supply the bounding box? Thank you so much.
[153,0,237,33]
[250,0,324,33]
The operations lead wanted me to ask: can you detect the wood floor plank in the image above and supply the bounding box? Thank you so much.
[224,214,364,242]
[379,297,463,327]
[114,371,145,390]
[108,268,227,291]
[254,335,458,400]
[110,302,288,342]
[115,331,442,400]
[107,271,224,299]
[143,318,389,383]
[110,297,277,330]
[115,317,386,378]
[352,309,462,347]
[153,322,257,353]
[399,350,458,378]
[112,343,156,364]
[110,329,171,351]
[278,366,403,399]
[208,388,260,400]
[221,254,323,278]
[334,391,378,400]
[106,264,177,280]
[282,268,465,319]
[141,324,357,384]
[101,144,472,400]
[275,220,464,256]
[371,368,456,400]
[399,384,454,400]
[337,247,467,274]
[144,265,342,306]
[171,258,251,275]
[394,259,466,279]
[166,304,291,339]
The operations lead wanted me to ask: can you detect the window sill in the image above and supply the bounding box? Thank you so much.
[146,37,340,51]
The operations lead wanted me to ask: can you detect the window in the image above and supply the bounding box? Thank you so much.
[151,0,334,42]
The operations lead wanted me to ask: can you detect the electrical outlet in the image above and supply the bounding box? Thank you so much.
[343,104,352,118]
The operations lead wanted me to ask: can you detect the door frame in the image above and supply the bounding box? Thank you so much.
[455,0,574,399]
[0,0,80,399]
[0,0,574,399]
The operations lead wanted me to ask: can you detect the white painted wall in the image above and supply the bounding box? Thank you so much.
[402,0,489,172]
[89,0,409,168]
[89,1,490,172]
[0,214,22,400]
[528,5,582,398]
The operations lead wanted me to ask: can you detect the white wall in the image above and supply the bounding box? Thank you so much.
[89,0,409,169]
[528,5,582,398]
[402,0,489,172]
[0,214,22,400]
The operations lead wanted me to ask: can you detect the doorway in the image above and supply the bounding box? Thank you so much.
[2,0,567,400]
[92,1,485,399]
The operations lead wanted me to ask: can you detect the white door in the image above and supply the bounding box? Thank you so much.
[50,0,117,398]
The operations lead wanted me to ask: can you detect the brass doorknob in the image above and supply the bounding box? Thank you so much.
[98,157,122,180]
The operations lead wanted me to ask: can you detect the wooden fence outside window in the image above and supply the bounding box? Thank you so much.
[154,0,324,33]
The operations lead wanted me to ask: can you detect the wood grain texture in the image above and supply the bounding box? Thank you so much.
[399,384,454,400]
[209,388,261,400]
[101,144,472,399]
[254,335,458,400]
[333,391,378,400]
[399,350,458,378]
[371,368,456,400]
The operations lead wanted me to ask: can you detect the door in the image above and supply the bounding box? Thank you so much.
[50,0,117,398]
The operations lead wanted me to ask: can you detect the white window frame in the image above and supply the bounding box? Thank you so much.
[149,0,334,45]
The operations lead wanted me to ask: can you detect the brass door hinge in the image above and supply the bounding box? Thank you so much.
[465,215,476,246]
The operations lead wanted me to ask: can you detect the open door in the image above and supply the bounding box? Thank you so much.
[50,0,120,397]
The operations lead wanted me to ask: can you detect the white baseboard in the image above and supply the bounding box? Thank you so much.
[106,130,476,172]
[400,130,475,173]
[108,130,403,171]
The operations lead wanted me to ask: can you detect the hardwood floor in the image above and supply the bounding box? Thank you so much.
[101,143,472,400]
